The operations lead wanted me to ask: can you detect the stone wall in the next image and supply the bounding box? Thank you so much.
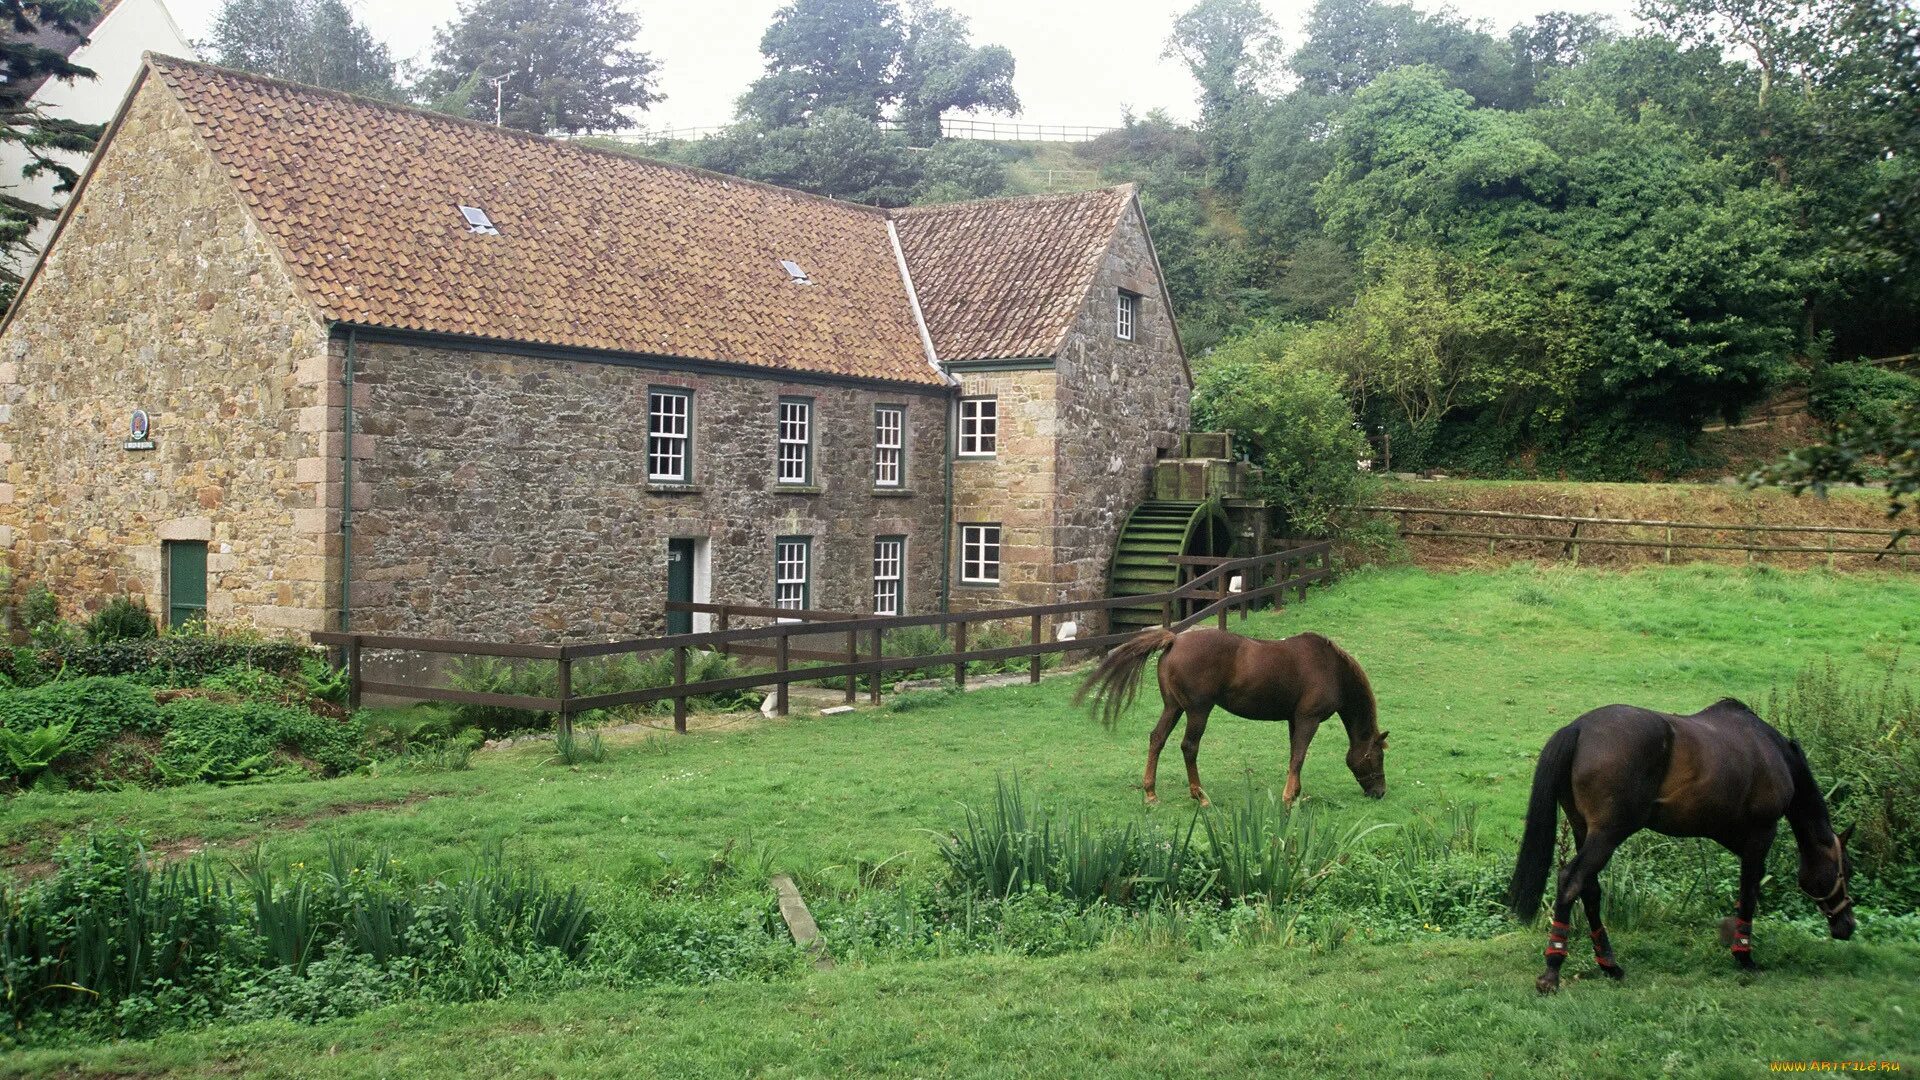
[948,368,1059,610]
[347,338,949,641]
[0,78,334,633]
[1053,201,1192,605]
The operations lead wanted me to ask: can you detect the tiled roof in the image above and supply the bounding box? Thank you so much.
[892,187,1133,362]
[137,56,1140,384]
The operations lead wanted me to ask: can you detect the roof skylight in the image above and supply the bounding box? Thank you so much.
[780,259,812,285]
[459,205,500,235]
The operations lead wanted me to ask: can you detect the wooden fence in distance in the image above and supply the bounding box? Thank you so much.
[312,542,1334,736]
[1363,505,1912,567]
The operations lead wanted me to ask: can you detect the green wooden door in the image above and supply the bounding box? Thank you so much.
[165,541,208,629]
[666,539,695,635]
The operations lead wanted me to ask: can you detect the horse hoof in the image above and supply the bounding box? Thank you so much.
[1598,962,1625,981]
[1192,791,1210,807]
[1536,973,1560,994]
[1144,793,1160,806]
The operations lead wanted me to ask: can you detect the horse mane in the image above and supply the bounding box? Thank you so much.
[1318,636,1379,737]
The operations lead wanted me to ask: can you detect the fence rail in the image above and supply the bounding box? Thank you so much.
[1362,505,1912,565]
[313,542,1334,735]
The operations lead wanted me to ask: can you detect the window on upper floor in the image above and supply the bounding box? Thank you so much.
[777,397,813,485]
[647,388,692,482]
[958,397,997,457]
[1116,290,1138,341]
[874,405,905,488]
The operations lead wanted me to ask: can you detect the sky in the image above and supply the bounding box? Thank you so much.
[160,0,1646,132]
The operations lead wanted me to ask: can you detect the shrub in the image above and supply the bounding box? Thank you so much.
[1191,325,1373,536]
[447,650,761,735]
[0,676,164,764]
[154,698,364,784]
[83,597,157,645]
[19,584,71,651]
[1808,363,1920,434]
[0,721,71,788]
[1769,657,1920,908]
[47,635,312,684]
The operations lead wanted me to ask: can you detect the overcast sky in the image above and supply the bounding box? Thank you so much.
[161,0,1645,132]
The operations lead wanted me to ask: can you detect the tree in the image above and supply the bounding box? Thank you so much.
[1164,0,1276,177]
[1190,324,1372,536]
[894,3,1017,145]
[422,0,659,134]
[696,108,920,206]
[202,0,402,98]
[739,0,1018,140]
[0,0,100,304]
[1289,0,1511,104]
[1750,406,1919,518]
[1502,11,1615,106]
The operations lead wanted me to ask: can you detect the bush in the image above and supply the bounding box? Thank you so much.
[154,698,364,784]
[19,584,70,651]
[83,597,157,645]
[1769,658,1920,909]
[447,650,762,736]
[1191,325,1373,536]
[0,676,163,765]
[1809,363,1920,434]
[47,635,312,684]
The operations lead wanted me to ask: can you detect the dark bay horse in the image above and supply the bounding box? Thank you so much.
[1509,698,1856,993]
[1076,628,1387,806]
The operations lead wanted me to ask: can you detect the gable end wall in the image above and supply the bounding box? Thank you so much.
[0,78,334,631]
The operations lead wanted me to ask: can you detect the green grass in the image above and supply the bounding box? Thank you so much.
[4,563,1918,1075]
[6,933,1915,1078]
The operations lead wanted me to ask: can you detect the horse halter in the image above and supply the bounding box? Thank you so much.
[1806,837,1853,919]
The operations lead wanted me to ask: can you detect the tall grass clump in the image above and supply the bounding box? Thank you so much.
[1769,656,1920,906]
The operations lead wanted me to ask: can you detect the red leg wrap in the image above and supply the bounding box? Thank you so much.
[1730,918,1753,955]
[1545,920,1570,959]
[1591,929,1618,968]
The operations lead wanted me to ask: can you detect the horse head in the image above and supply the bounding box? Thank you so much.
[1347,729,1389,799]
[1800,824,1856,940]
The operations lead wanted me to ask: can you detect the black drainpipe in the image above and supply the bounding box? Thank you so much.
[940,391,955,613]
[338,326,356,632]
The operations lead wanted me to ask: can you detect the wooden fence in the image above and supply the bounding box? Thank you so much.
[311,542,1334,736]
[1362,505,1913,566]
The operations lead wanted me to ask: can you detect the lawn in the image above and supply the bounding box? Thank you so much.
[4,563,1918,1076]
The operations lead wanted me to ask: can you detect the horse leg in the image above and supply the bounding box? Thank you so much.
[1720,826,1775,971]
[1143,703,1181,805]
[1281,711,1326,806]
[1573,821,1625,981]
[1180,704,1213,806]
[1538,824,1628,993]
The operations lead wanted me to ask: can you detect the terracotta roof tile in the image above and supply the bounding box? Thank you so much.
[140,56,1140,382]
[891,187,1133,362]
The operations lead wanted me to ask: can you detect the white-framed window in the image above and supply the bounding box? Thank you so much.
[874,405,904,488]
[774,536,811,612]
[647,388,692,482]
[1116,290,1138,341]
[873,536,904,615]
[960,524,1001,585]
[959,397,997,457]
[777,397,812,485]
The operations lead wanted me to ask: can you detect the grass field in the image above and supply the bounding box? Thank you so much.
[4,563,1918,1076]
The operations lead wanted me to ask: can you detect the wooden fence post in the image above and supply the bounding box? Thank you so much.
[844,630,858,705]
[717,609,730,657]
[347,634,362,712]
[1029,614,1042,684]
[1664,527,1673,565]
[671,645,688,733]
[954,621,968,690]
[1216,580,1228,629]
[1161,599,1172,628]
[869,628,884,706]
[555,655,574,743]
[1563,521,1581,564]
[775,633,790,717]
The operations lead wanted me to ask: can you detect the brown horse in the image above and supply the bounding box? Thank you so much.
[1076,627,1387,806]
[1509,699,1856,993]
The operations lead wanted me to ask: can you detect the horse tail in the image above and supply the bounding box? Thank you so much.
[1509,722,1580,921]
[1075,627,1178,730]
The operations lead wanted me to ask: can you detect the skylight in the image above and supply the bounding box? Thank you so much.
[780,259,812,285]
[459,205,499,235]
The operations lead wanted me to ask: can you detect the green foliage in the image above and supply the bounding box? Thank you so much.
[913,140,1009,203]
[1751,402,1919,517]
[1769,657,1920,908]
[18,583,70,651]
[83,596,156,645]
[153,698,363,784]
[551,726,606,767]
[1191,326,1371,535]
[419,0,659,134]
[202,0,403,98]
[0,0,104,296]
[1809,364,1920,434]
[44,634,312,684]
[696,108,920,205]
[0,721,70,787]
[0,676,162,765]
[447,650,761,736]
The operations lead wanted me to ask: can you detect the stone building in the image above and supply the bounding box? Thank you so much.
[0,57,1191,642]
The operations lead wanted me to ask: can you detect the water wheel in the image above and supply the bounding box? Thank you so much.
[1105,499,1235,634]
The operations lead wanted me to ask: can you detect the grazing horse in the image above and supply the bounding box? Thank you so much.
[1075,627,1387,806]
[1509,699,1856,993]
